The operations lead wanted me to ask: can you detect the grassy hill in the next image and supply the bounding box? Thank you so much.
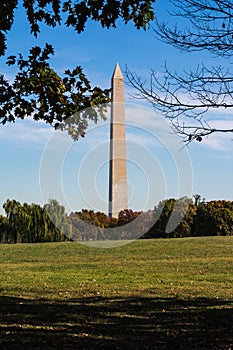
[0,237,233,349]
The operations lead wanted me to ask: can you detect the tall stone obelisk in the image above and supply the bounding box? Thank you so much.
[108,63,128,218]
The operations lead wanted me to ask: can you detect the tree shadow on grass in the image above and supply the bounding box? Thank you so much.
[0,295,232,349]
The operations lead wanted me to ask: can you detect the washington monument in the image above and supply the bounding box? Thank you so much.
[108,63,128,218]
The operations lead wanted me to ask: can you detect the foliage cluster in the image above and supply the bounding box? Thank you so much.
[1,196,233,243]
[0,0,155,139]
[144,198,233,238]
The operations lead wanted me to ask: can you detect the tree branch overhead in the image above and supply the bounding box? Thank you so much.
[127,0,233,143]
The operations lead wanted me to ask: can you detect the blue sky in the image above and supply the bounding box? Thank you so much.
[0,0,233,215]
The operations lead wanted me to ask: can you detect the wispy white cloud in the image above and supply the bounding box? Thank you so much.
[56,46,93,64]
[207,107,233,118]
[1,102,231,155]
[0,118,53,147]
[22,104,179,148]
[200,119,233,152]
[126,89,233,152]
[125,103,184,149]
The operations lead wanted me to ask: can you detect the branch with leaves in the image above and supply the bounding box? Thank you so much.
[0,0,156,139]
[1,44,110,139]
[1,0,156,56]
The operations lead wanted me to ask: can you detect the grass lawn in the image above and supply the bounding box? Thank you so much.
[0,236,233,349]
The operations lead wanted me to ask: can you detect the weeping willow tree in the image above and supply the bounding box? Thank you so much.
[2,198,71,243]
[43,199,71,241]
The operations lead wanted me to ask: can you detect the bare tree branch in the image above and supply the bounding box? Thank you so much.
[126,0,233,142]
[156,0,233,57]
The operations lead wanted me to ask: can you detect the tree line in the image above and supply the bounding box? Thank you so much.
[0,196,233,243]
